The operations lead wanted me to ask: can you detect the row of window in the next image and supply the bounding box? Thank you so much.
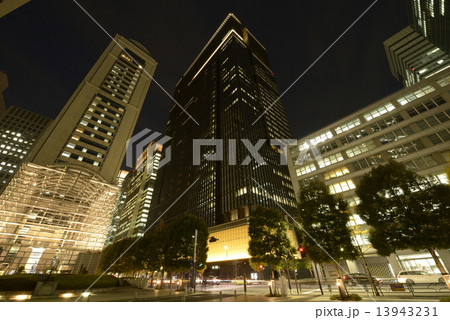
[406,96,446,117]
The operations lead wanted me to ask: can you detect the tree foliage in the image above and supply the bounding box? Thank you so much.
[98,238,137,274]
[162,214,209,273]
[356,160,450,273]
[248,206,296,274]
[296,180,358,272]
[99,215,209,277]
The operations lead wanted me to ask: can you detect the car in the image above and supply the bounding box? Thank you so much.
[232,276,248,285]
[396,270,445,285]
[342,273,379,286]
[206,276,221,285]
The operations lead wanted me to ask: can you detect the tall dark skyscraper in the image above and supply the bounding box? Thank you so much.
[407,0,450,54]
[150,14,296,232]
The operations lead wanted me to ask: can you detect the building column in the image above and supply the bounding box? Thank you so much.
[346,259,359,273]
[436,249,450,273]
[386,254,401,276]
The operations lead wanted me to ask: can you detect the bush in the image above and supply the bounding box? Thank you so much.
[330,293,362,301]
[439,297,450,302]
[0,275,39,291]
[0,274,119,291]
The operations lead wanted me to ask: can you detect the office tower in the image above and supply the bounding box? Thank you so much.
[104,170,129,246]
[149,14,297,276]
[384,26,450,87]
[0,0,30,18]
[288,70,450,279]
[28,35,157,184]
[406,0,450,54]
[0,106,52,194]
[0,70,7,115]
[113,143,162,242]
[0,35,156,274]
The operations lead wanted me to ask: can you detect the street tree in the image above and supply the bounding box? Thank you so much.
[135,228,164,287]
[356,160,450,274]
[162,214,209,287]
[98,238,137,274]
[297,180,358,278]
[248,206,297,280]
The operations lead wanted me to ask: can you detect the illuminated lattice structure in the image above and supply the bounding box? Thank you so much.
[0,162,118,274]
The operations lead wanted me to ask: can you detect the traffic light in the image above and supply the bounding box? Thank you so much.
[259,265,264,270]
[298,246,306,259]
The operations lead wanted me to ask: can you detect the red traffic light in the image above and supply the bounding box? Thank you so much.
[259,265,263,269]
[298,247,304,252]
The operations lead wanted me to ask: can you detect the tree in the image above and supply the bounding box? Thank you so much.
[356,160,450,274]
[98,238,137,274]
[248,206,296,279]
[135,228,164,287]
[162,214,209,287]
[297,180,358,278]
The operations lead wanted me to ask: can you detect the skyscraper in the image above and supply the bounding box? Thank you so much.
[0,35,156,274]
[28,35,157,184]
[0,105,52,194]
[149,14,297,273]
[406,0,450,54]
[384,26,450,87]
[113,143,162,242]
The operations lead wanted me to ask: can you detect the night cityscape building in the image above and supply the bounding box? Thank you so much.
[384,26,450,87]
[0,105,52,194]
[288,69,450,278]
[149,14,298,277]
[0,35,156,274]
[406,0,450,54]
[112,143,162,242]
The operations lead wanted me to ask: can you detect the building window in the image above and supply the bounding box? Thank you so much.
[386,139,426,159]
[324,166,350,180]
[329,179,356,194]
[427,129,450,144]
[396,85,435,106]
[345,140,376,158]
[378,126,414,145]
[363,103,395,121]
[340,129,369,146]
[370,114,404,132]
[334,118,361,135]
[406,96,446,117]
[317,152,344,168]
[296,163,316,176]
[403,155,438,171]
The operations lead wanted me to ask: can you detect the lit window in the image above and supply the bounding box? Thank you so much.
[363,103,395,121]
[345,140,376,158]
[317,152,344,168]
[334,118,361,135]
[324,166,350,180]
[329,179,356,194]
[396,85,435,106]
[296,163,316,176]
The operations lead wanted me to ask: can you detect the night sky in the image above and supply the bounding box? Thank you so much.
[0,0,408,139]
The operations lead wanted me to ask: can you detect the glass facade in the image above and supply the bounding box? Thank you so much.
[150,14,297,230]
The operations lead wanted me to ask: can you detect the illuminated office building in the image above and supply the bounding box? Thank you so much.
[288,70,450,278]
[0,35,156,274]
[407,0,450,54]
[0,106,51,194]
[149,14,298,277]
[113,143,162,242]
[384,26,450,87]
